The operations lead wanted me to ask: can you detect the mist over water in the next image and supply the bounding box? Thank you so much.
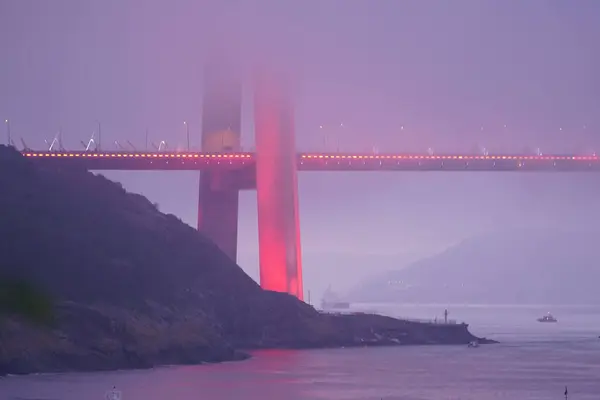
[2,304,599,400]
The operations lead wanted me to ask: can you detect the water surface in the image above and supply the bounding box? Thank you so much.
[2,304,599,400]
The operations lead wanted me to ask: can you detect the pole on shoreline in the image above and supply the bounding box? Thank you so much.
[5,119,11,147]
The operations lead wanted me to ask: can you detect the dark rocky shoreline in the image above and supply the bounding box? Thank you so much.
[0,305,493,376]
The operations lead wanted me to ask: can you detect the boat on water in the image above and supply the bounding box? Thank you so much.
[537,313,557,323]
[321,286,350,310]
[467,341,479,348]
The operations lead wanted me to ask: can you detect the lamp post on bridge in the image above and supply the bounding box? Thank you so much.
[96,121,102,151]
[58,126,64,150]
[319,123,344,152]
[338,122,343,152]
[319,125,327,151]
[4,119,10,147]
[184,121,190,151]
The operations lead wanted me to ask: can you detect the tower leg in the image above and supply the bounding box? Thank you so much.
[197,58,243,262]
[254,70,303,300]
[198,171,239,261]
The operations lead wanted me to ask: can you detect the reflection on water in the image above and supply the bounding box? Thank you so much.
[1,304,599,400]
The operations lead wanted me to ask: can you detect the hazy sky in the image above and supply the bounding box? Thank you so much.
[1,1,599,297]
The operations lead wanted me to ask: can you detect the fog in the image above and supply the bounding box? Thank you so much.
[2,0,599,301]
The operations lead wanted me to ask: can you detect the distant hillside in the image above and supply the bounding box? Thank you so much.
[349,229,600,304]
[0,146,484,375]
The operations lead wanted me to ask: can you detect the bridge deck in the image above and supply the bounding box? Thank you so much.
[21,151,600,172]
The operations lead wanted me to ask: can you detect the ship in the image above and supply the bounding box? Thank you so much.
[320,285,350,310]
[537,312,557,323]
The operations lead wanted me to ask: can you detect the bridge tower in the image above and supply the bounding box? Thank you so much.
[254,69,304,300]
[198,58,304,300]
[198,59,243,262]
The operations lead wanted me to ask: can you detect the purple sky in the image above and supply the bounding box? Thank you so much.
[1,1,599,297]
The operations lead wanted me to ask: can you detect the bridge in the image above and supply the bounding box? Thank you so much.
[11,61,600,302]
[20,151,600,172]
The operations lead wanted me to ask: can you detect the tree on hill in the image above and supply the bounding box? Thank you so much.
[0,277,54,325]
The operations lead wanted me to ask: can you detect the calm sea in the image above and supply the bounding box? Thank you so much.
[1,304,599,400]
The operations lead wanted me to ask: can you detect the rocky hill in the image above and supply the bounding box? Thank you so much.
[0,146,485,375]
[349,229,600,304]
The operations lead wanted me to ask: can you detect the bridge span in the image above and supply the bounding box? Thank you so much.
[22,151,600,172]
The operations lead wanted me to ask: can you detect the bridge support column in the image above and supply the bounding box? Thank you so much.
[198,60,242,262]
[254,70,303,300]
[198,172,240,261]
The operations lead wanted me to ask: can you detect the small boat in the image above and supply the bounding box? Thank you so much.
[467,341,479,348]
[537,313,557,323]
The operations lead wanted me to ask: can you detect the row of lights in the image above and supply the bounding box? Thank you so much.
[301,154,599,161]
[21,152,599,162]
[23,152,252,159]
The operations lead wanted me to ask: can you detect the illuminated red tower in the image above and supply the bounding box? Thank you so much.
[197,60,243,262]
[254,69,304,300]
[198,59,303,300]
